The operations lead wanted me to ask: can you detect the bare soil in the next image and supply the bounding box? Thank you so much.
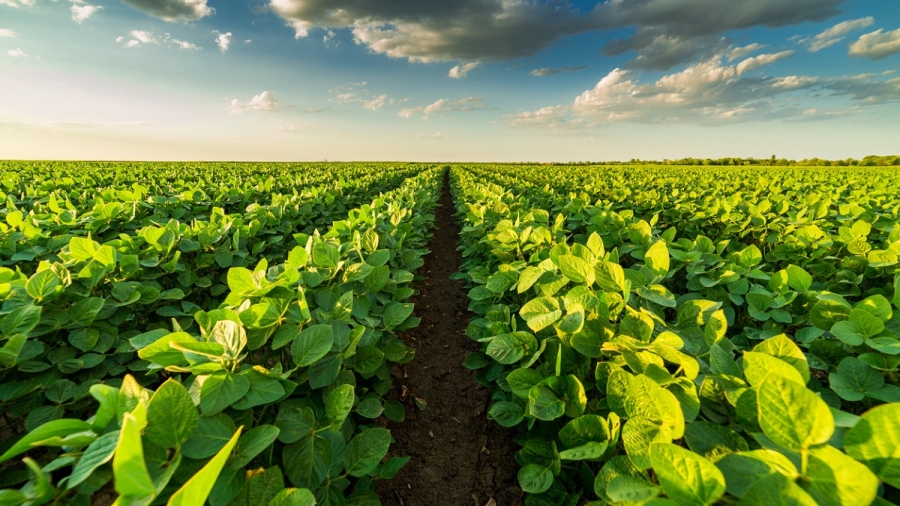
[377,174,522,506]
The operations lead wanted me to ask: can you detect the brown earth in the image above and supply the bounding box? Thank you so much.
[377,174,522,506]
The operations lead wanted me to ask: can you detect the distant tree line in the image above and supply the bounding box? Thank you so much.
[541,155,900,166]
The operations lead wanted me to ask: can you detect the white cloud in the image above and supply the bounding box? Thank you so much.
[806,17,874,52]
[121,0,212,22]
[117,31,200,50]
[509,54,900,128]
[727,43,766,61]
[213,30,231,53]
[849,28,900,60]
[170,38,198,50]
[226,91,280,113]
[448,61,480,79]
[736,50,794,75]
[7,48,26,57]
[71,2,102,23]
[0,29,17,37]
[400,97,487,119]
[243,39,251,44]
[363,94,387,110]
[0,0,36,6]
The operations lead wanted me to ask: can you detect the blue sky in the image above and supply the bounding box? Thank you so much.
[1,0,899,161]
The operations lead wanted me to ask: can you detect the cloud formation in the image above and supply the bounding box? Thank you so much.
[399,97,488,119]
[116,30,199,49]
[735,50,794,74]
[363,94,388,110]
[213,30,231,53]
[121,0,212,22]
[805,17,874,52]
[226,91,280,113]
[448,62,480,79]
[71,2,102,23]
[7,48,26,57]
[0,0,36,6]
[0,29,17,37]
[849,28,900,60]
[507,52,900,128]
[531,66,587,77]
[726,43,766,61]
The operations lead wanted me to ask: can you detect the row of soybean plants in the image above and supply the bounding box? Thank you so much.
[0,164,442,505]
[452,165,900,506]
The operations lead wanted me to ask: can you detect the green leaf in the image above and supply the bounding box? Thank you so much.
[622,417,673,469]
[831,309,885,346]
[517,464,554,494]
[26,269,60,300]
[684,421,749,462]
[802,445,878,506]
[785,265,812,292]
[650,443,725,506]
[0,419,92,463]
[146,379,198,448]
[752,334,810,383]
[488,402,525,427]
[227,267,258,294]
[558,255,595,285]
[311,242,339,269]
[353,345,384,374]
[715,450,798,498]
[742,351,805,387]
[114,412,155,500]
[829,357,884,402]
[810,299,851,330]
[0,305,41,336]
[344,428,391,477]
[169,427,243,506]
[856,294,893,321]
[231,425,280,468]
[844,403,900,488]
[558,441,608,460]
[383,302,414,329]
[606,475,660,503]
[356,397,383,419]
[520,296,562,332]
[291,324,333,367]
[644,240,670,282]
[379,456,410,480]
[66,431,119,489]
[739,473,817,506]
[757,375,833,451]
[326,384,355,429]
[267,488,316,506]
[200,372,251,416]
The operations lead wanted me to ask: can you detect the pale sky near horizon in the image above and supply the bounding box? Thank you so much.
[1,0,899,162]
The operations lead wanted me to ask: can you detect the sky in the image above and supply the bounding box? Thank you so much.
[0,0,899,162]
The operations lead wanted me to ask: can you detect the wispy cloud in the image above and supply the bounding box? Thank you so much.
[849,28,900,60]
[805,17,874,52]
[116,30,200,50]
[0,29,17,37]
[531,66,587,77]
[726,43,766,61]
[399,97,488,119]
[448,62,480,79]
[736,50,794,75]
[7,48,27,58]
[225,91,280,113]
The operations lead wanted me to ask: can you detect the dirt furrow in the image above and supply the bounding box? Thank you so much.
[377,172,522,506]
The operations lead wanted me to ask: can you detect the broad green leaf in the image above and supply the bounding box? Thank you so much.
[311,242,339,269]
[715,450,798,498]
[802,445,878,506]
[829,357,884,402]
[488,402,525,427]
[200,372,251,416]
[594,456,645,501]
[757,375,833,451]
[344,428,391,477]
[831,309,884,346]
[383,302,414,329]
[558,255,595,285]
[844,403,900,488]
[644,240,670,282]
[684,421,749,462]
[606,475,661,502]
[266,488,316,506]
[739,473,817,506]
[753,335,810,383]
[169,427,242,506]
[326,384,355,428]
[231,425,280,468]
[622,417,672,469]
[520,296,562,332]
[0,305,41,336]
[25,269,60,300]
[146,379,198,448]
[785,265,812,292]
[292,324,333,367]
[650,443,725,506]
[809,299,851,330]
[517,464,554,494]
[67,431,119,489]
[114,412,155,500]
[742,351,805,387]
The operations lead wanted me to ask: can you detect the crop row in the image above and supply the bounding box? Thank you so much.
[452,165,900,505]
[0,164,443,505]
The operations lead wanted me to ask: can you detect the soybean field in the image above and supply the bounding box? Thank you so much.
[1,162,899,506]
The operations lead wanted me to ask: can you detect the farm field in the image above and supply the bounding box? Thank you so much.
[1,162,899,506]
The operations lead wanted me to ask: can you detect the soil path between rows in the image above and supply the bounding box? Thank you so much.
[377,173,522,506]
